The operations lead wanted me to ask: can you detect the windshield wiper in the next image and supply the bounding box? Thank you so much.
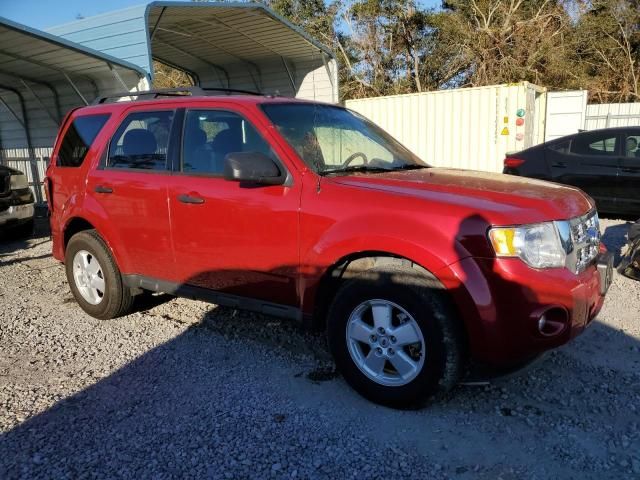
[321,165,392,175]
[392,164,429,170]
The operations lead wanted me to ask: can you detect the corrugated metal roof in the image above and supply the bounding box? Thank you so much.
[47,2,336,98]
[0,16,147,89]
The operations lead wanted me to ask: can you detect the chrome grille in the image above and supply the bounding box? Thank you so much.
[567,210,600,273]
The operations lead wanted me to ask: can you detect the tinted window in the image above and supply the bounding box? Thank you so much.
[571,132,618,156]
[624,134,640,158]
[182,110,277,175]
[57,114,110,167]
[549,139,571,154]
[108,110,174,170]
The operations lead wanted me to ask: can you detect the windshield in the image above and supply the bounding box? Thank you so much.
[261,103,428,175]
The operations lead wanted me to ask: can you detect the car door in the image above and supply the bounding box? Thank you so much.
[617,131,640,215]
[549,130,620,212]
[166,106,300,306]
[85,107,176,279]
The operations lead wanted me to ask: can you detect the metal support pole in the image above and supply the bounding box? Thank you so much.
[0,86,42,203]
[321,53,336,103]
[155,23,262,92]
[150,6,167,40]
[20,79,60,125]
[0,69,63,122]
[281,57,296,95]
[152,39,231,88]
[0,95,26,129]
[63,73,88,105]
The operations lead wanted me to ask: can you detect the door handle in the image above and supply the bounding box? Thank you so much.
[94,185,113,194]
[177,193,205,205]
[551,162,567,168]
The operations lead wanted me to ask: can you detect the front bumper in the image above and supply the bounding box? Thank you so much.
[0,203,35,227]
[0,188,35,228]
[442,253,610,366]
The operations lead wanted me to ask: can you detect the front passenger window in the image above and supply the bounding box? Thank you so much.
[108,110,174,170]
[182,110,277,175]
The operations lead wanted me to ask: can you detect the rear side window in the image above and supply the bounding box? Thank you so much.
[548,139,571,154]
[107,110,174,170]
[57,114,110,167]
[570,132,618,156]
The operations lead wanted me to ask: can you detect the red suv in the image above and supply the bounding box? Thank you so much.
[46,89,613,407]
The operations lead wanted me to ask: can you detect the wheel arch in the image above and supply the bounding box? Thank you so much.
[61,215,128,272]
[307,251,460,333]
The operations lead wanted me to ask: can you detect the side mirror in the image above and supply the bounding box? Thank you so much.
[223,152,284,185]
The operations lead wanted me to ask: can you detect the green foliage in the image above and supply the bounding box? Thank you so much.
[175,0,638,102]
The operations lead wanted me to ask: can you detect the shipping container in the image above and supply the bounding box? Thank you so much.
[345,82,546,173]
[544,90,588,141]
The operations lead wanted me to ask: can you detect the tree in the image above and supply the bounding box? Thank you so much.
[572,0,640,102]
[152,61,193,89]
[428,1,576,88]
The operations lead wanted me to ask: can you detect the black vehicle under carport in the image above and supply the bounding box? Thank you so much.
[504,126,640,216]
[0,164,34,237]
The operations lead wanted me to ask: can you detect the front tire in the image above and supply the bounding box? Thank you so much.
[65,230,133,319]
[327,265,465,408]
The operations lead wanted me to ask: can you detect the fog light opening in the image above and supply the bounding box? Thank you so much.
[537,308,568,337]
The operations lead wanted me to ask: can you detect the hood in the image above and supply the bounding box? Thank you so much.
[328,167,593,225]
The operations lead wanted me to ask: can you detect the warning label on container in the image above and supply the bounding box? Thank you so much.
[500,126,510,135]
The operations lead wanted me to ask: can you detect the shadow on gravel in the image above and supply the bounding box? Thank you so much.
[601,221,631,266]
[1,215,637,479]
[0,210,50,255]
[0,309,639,479]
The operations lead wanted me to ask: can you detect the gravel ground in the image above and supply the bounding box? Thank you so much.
[0,216,639,479]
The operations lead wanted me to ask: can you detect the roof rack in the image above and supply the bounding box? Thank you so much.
[92,86,264,105]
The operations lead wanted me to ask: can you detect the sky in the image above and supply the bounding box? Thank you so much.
[0,0,441,30]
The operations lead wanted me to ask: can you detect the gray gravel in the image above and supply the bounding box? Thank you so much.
[0,217,639,479]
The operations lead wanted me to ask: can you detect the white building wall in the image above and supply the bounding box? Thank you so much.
[585,103,640,129]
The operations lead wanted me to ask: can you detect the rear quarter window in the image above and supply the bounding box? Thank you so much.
[57,114,110,167]
[570,132,618,156]
[548,139,571,154]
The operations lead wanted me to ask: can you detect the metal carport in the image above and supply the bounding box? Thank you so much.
[0,17,147,202]
[48,1,338,103]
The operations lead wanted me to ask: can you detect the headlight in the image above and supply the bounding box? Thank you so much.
[488,222,566,269]
[10,174,29,190]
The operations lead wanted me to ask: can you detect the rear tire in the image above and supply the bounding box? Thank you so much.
[327,265,465,408]
[65,230,134,319]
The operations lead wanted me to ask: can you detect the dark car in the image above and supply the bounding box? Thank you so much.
[0,165,35,237]
[504,127,640,216]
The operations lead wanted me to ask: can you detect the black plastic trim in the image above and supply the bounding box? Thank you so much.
[123,274,302,322]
